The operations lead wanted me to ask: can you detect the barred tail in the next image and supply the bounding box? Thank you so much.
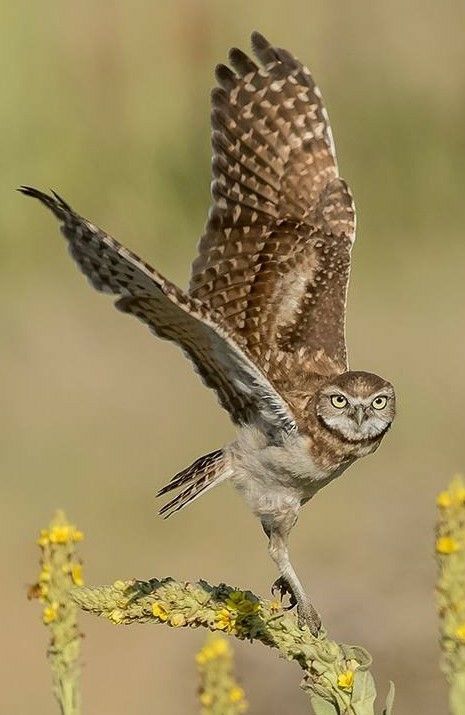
[157,448,231,518]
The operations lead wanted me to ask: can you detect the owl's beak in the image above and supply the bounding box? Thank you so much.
[353,405,364,426]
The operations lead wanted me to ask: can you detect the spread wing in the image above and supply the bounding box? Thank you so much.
[189,32,356,408]
[21,32,355,434]
[19,187,296,434]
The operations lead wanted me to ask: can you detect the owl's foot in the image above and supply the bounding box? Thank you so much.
[271,577,321,636]
[271,576,297,610]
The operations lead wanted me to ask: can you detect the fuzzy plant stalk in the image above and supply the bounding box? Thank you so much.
[72,577,394,714]
[196,634,248,714]
[29,511,84,715]
[436,475,465,714]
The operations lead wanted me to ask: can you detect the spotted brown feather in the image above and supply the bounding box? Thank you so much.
[190,32,355,397]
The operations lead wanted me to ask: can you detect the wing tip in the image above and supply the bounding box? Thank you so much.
[250,30,269,49]
[17,184,45,199]
[17,185,72,217]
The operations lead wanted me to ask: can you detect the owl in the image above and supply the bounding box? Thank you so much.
[21,32,396,635]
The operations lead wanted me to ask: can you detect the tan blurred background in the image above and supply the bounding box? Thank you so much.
[2,1,465,712]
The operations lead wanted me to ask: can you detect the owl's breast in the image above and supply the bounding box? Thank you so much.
[228,426,349,520]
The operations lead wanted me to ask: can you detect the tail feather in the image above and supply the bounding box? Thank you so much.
[157,448,231,518]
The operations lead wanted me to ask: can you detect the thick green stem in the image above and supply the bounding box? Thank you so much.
[72,577,393,714]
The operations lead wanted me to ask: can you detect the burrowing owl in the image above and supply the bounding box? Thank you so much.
[21,32,396,635]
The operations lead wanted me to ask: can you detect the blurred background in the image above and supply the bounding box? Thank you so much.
[2,1,465,712]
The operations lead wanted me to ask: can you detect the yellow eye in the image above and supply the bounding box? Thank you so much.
[372,396,388,410]
[330,394,347,409]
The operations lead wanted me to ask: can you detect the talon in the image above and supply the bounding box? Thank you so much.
[271,577,297,610]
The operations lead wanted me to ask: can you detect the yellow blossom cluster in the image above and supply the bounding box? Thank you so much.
[435,477,464,555]
[436,475,465,701]
[437,478,465,509]
[37,524,84,547]
[196,635,248,714]
[213,590,261,634]
[436,536,460,555]
[32,517,85,623]
[30,511,83,714]
[196,635,230,665]
[151,600,186,627]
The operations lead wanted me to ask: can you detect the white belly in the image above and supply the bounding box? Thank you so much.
[227,426,349,527]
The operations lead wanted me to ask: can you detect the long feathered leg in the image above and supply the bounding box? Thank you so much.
[265,523,321,636]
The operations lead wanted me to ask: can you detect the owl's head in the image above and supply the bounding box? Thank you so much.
[315,371,396,443]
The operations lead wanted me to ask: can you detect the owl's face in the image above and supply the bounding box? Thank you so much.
[315,371,396,443]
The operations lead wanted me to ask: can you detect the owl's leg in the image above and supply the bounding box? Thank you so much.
[266,526,321,636]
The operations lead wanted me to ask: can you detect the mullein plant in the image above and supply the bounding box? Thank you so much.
[436,475,465,714]
[71,576,394,713]
[30,478,465,714]
[29,511,84,715]
[30,511,398,714]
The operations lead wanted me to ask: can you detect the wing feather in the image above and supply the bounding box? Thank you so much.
[190,33,356,404]
[19,186,296,434]
[21,32,357,435]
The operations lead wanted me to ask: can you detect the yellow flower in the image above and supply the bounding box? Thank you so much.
[436,536,460,554]
[42,602,59,624]
[337,670,354,691]
[229,686,245,703]
[37,529,49,547]
[48,525,84,544]
[437,491,452,508]
[152,602,169,621]
[49,525,72,544]
[169,613,186,627]
[196,645,216,665]
[437,483,465,508]
[269,598,282,612]
[211,638,229,657]
[196,638,230,664]
[199,691,213,707]
[455,624,465,641]
[39,563,51,583]
[215,608,237,633]
[196,651,207,665]
[71,564,84,586]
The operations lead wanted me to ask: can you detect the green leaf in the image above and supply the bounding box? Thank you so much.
[340,644,373,670]
[382,681,395,715]
[310,693,340,715]
[350,670,377,714]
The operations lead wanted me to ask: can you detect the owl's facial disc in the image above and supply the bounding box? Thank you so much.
[316,378,396,442]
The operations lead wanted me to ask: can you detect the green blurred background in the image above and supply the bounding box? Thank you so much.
[2,1,465,712]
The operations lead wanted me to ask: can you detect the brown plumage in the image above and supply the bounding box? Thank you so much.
[20,32,395,635]
[191,32,355,394]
